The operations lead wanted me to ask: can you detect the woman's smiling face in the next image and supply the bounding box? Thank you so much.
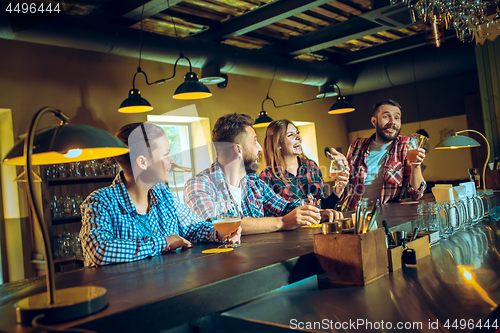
[281,123,302,157]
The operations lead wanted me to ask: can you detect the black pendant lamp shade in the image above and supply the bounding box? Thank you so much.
[118,88,153,113]
[173,72,212,100]
[329,96,355,114]
[3,123,129,165]
[254,111,274,128]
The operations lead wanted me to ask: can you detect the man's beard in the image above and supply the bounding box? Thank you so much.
[243,150,260,174]
[376,123,400,142]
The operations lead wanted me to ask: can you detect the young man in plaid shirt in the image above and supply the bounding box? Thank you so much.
[80,123,241,267]
[340,100,427,211]
[184,113,342,234]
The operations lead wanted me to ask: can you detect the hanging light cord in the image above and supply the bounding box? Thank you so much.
[131,52,192,88]
[138,1,145,69]
[130,0,189,88]
[412,58,422,129]
[262,61,332,110]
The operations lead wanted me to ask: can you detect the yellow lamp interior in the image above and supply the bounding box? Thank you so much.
[118,105,154,113]
[253,122,272,128]
[3,147,129,166]
[435,146,470,149]
[328,107,355,114]
[173,92,212,100]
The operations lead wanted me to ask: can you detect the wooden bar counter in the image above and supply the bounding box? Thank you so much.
[1,193,499,332]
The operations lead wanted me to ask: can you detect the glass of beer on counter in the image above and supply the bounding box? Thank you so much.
[406,133,428,164]
[212,200,242,248]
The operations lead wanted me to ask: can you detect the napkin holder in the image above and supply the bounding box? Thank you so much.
[387,235,430,271]
[314,228,388,286]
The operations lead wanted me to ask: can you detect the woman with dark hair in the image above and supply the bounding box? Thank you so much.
[80,122,240,267]
[259,119,349,209]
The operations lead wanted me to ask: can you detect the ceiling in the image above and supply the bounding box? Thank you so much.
[64,0,432,66]
[0,0,485,94]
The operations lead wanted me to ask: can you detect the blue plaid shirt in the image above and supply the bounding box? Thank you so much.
[80,172,218,267]
[184,163,300,221]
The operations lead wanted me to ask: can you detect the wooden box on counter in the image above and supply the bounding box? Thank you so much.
[314,227,388,286]
[387,235,430,272]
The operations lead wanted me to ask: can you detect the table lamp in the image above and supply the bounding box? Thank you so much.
[2,107,129,326]
[435,129,489,191]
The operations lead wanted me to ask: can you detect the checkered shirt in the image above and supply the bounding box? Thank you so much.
[184,163,300,221]
[259,158,326,202]
[341,134,426,211]
[80,172,218,267]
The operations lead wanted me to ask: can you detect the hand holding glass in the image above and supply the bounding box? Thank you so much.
[406,133,428,164]
[301,195,321,224]
[212,200,242,248]
[327,148,350,182]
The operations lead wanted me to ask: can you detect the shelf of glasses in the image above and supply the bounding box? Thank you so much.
[47,175,115,186]
[51,215,82,225]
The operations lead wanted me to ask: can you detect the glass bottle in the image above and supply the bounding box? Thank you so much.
[468,168,480,189]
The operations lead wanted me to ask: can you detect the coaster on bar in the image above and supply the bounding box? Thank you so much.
[202,248,233,254]
[301,224,322,228]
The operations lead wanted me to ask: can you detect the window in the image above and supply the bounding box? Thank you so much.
[154,123,194,204]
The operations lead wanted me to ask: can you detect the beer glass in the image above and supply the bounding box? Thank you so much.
[212,200,242,248]
[406,133,428,164]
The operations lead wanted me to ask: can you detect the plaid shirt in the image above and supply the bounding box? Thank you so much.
[184,163,299,221]
[341,134,426,211]
[259,158,326,202]
[80,172,217,267]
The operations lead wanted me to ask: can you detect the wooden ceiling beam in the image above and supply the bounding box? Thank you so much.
[191,0,333,41]
[264,5,413,56]
[120,0,184,21]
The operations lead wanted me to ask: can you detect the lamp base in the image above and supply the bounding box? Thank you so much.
[15,286,107,326]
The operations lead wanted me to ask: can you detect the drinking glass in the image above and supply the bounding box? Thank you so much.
[413,203,427,231]
[406,133,428,164]
[439,202,453,239]
[301,195,321,225]
[212,200,242,248]
[471,194,484,223]
[426,202,440,233]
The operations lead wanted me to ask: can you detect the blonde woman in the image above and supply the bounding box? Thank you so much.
[259,119,349,209]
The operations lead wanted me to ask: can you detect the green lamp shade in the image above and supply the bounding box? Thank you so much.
[3,124,129,165]
[254,111,273,128]
[435,134,480,149]
[118,89,154,113]
[173,72,212,100]
[328,97,355,114]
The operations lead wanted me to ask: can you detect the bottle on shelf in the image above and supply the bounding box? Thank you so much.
[468,168,480,189]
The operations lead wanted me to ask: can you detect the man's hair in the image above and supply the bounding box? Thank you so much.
[372,99,402,115]
[212,113,254,145]
[113,122,165,175]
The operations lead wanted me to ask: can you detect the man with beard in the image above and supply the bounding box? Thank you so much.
[184,113,342,234]
[340,100,427,211]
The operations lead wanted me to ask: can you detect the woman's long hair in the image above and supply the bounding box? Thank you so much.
[262,119,308,181]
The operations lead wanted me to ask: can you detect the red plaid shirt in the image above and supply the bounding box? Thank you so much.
[341,134,426,211]
[259,158,326,202]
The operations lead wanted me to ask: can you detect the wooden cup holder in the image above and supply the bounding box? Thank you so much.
[314,228,389,286]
